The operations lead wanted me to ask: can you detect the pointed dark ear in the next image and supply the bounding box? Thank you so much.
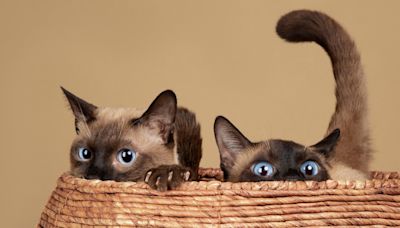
[61,87,97,133]
[310,129,340,157]
[136,90,177,144]
[214,116,252,176]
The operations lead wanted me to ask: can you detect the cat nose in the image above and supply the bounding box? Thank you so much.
[284,169,302,181]
[85,166,106,180]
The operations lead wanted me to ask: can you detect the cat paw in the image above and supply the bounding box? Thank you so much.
[144,165,195,191]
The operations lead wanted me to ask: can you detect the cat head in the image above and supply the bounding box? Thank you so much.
[61,87,178,181]
[214,116,340,182]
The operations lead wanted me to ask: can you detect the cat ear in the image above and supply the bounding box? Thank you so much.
[214,116,252,174]
[61,87,97,133]
[310,129,340,157]
[136,90,177,144]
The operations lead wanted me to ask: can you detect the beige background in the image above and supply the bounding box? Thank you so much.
[1,0,399,227]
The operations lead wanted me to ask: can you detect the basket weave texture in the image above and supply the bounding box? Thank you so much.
[39,168,400,227]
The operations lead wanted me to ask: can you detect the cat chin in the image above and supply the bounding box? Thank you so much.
[327,162,368,181]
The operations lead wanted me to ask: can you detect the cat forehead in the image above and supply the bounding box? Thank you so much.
[76,107,144,138]
[76,106,167,149]
[268,139,307,157]
[251,140,308,162]
[267,140,316,169]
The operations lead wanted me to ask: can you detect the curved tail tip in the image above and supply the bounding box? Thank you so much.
[276,10,325,42]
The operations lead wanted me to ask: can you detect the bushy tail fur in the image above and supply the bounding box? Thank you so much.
[276,10,371,173]
[174,107,202,175]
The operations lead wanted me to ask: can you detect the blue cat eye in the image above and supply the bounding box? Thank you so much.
[77,147,92,161]
[300,160,320,176]
[252,161,275,177]
[117,149,136,166]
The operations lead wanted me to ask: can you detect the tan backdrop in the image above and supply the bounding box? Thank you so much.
[1,0,399,227]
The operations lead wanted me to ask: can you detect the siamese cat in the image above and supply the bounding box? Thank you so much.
[214,10,371,182]
[62,88,202,191]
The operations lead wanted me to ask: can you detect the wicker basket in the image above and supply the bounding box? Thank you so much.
[38,168,400,227]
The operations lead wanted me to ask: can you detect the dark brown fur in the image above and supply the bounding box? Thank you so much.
[215,10,371,181]
[175,107,202,177]
[62,88,202,190]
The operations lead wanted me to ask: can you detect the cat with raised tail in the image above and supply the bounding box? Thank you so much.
[61,88,202,191]
[214,10,371,182]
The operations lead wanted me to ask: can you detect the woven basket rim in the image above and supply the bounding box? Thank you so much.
[56,168,400,195]
[40,168,400,227]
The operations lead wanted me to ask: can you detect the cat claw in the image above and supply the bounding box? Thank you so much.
[168,171,174,181]
[144,171,152,183]
[184,171,191,181]
[155,176,161,186]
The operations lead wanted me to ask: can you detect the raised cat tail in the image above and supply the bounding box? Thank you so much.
[174,107,202,178]
[276,10,371,174]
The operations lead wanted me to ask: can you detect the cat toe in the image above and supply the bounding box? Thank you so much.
[145,165,193,191]
[156,175,169,192]
[168,168,186,189]
[145,168,169,191]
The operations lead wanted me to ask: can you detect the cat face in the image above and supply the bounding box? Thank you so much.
[62,87,178,181]
[214,116,340,182]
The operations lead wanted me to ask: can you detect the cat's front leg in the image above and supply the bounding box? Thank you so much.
[144,165,196,191]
